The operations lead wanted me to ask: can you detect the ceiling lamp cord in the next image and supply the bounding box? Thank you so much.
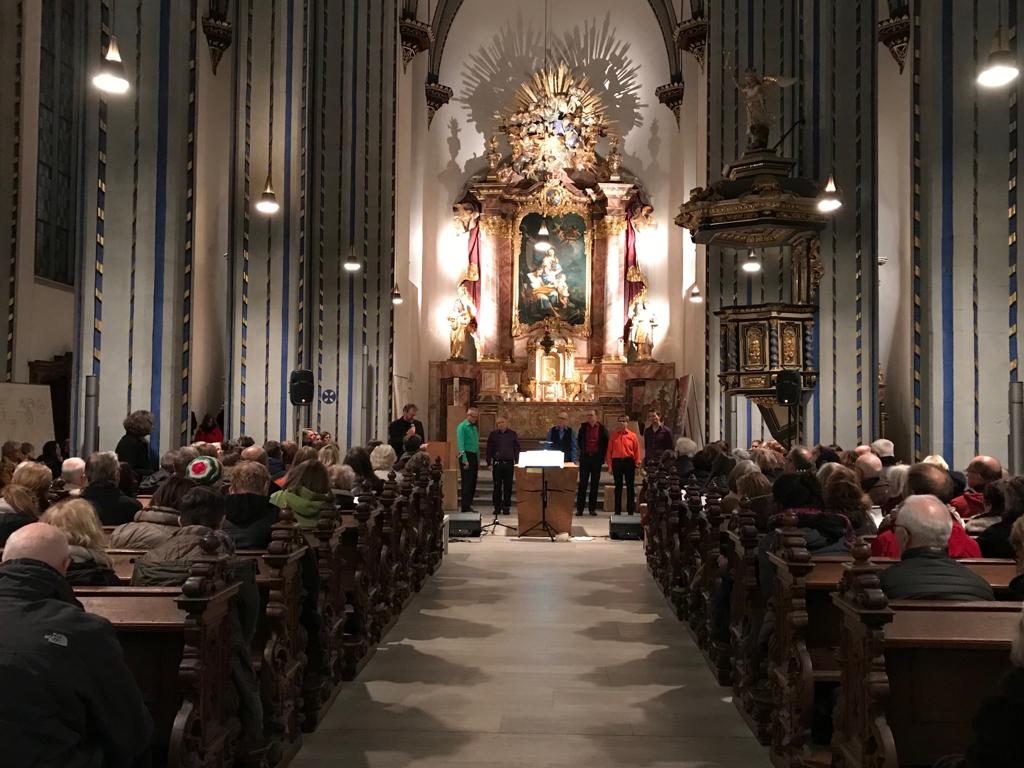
[256,0,280,214]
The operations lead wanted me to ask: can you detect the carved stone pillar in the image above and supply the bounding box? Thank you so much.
[596,183,634,362]
[477,212,510,360]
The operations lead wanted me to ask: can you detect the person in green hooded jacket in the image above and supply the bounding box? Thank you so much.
[270,459,334,529]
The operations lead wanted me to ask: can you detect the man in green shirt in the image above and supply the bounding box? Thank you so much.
[456,407,480,513]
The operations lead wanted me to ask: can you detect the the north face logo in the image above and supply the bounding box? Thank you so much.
[44,632,68,647]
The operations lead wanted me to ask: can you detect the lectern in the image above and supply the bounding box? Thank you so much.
[516,450,578,539]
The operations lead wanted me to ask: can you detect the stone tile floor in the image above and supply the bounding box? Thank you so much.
[292,529,769,767]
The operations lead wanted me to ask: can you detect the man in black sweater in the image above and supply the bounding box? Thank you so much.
[880,494,994,601]
[387,403,425,458]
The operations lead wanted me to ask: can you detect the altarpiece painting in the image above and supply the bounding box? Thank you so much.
[514,211,590,332]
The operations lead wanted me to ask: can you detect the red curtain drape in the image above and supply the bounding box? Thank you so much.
[466,220,481,308]
[622,210,640,340]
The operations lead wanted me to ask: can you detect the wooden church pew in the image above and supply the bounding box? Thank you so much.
[75,548,242,768]
[831,543,1020,768]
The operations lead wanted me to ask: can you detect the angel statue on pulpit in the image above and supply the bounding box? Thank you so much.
[627,288,658,361]
[733,66,795,151]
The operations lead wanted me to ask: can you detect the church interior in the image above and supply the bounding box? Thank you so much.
[3,0,1024,766]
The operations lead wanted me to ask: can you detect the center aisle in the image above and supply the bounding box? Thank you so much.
[292,536,769,767]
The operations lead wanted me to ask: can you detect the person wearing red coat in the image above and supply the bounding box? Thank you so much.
[872,508,981,559]
[193,413,224,444]
[950,455,1002,519]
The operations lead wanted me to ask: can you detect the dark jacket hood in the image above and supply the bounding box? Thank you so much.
[0,558,80,608]
[225,493,278,527]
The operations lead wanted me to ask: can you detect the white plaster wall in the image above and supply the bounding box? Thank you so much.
[416,0,688,378]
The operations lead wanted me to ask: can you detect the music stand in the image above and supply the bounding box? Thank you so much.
[517,450,566,541]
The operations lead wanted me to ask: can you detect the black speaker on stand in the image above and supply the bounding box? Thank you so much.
[776,370,802,447]
[289,370,315,443]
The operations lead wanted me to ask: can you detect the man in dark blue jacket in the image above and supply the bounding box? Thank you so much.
[0,522,153,767]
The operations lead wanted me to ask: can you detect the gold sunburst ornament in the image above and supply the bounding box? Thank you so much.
[498,63,611,181]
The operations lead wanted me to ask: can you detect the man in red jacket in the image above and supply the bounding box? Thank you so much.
[950,455,1003,519]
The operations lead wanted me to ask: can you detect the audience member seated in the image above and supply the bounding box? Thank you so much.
[273,446,316,489]
[952,455,1003,520]
[40,498,120,586]
[396,434,424,471]
[402,450,433,479]
[879,495,994,601]
[0,474,47,547]
[132,487,264,757]
[117,460,140,499]
[317,442,341,468]
[109,475,196,549]
[823,464,877,535]
[81,451,142,526]
[816,461,843,487]
[784,446,815,473]
[871,438,899,470]
[922,454,950,471]
[240,444,268,466]
[60,457,87,497]
[721,460,758,516]
[975,476,1024,559]
[758,472,851,596]
[270,459,333,529]
[345,447,383,493]
[813,444,842,468]
[328,463,357,511]
[114,409,156,480]
[872,462,981,559]
[185,455,224,491]
[371,444,398,481]
[0,440,24,489]
[674,437,697,482]
[854,452,889,506]
[965,478,1015,535]
[735,471,774,530]
[881,462,909,515]
[223,461,280,548]
[36,440,63,477]
[264,440,287,480]
[0,523,153,766]
[193,413,224,444]
[749,446,783,479]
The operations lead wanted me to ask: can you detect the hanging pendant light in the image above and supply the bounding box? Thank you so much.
[687,283,704,303]
[741,249,762,274]
[391,283,404,305]
[94,31,129,94]
[256,0,279,215]
[817,174,843,212]
[255,173,279,214]
[344,245,361,272]
[979,1,1019,87]
[534,219,551,251]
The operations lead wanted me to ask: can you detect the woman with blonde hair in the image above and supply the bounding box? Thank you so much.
[370,444,398,481]
[317,442,342,468]
[0,462,53,545]
[40,498,120,585]
[0,440,23,489]
[823,464,876,535]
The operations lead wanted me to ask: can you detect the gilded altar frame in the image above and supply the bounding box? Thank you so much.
[510,183,593,338]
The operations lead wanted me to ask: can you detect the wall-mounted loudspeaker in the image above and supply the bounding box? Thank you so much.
[289,369,315,406]
[775,370,802,406]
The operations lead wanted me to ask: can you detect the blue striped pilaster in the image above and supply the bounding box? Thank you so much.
[240,0,254,436]
[940,0,954,462]
[6,0,22,382]
[149,0,172,462]
[912,8,923,458]
[181,0,197,444]
[127,0,142,412]
[93,1,111,379]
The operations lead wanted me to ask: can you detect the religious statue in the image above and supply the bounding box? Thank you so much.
[447,282,478,360]
[527,248,571,315]
[626,288,658,361]
[733,66,795,151]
